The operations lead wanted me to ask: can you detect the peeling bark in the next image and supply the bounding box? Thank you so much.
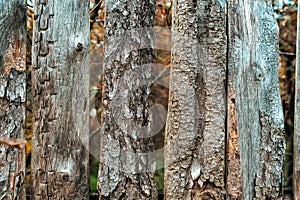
[164,0,227,199]
[294,0,300,199]
[0,1,26,199]
[31,1,89,199]
[97,0,157,199]
[227,0,285,199]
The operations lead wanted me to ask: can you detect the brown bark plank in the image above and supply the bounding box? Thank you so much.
[0,1,26,199]
[31,1,90,199]
[164,0,227,199]
[97,0,157,199]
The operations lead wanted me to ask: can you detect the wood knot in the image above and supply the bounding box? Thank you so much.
[56,171,73,183]
[76,43,83,51]
[62,174,69,181]
[200,193,215,200]
[192,190,219,200]
[192,189,218,200]
[252,62,263,81]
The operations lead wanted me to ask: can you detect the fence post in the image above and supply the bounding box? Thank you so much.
[31,1,90,199]
[164,0,227,198]
[227,0,285,199]
[97,0,157,199]
[0,1,26,199]
[294,0,300,198]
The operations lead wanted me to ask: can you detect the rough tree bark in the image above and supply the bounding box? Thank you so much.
[164,0,227,199]
[294,0,300,198]
[97,0,157,199]
[227,0,285,199]
[31,1,89,199]
[0,1,26,199]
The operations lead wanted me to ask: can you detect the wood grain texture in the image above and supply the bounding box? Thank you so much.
[227,0,285,199]
[0,1,26,199]
[294,0,300,198]
[31,1,90,199]
[164,0,227,199]
[97,0,157,199]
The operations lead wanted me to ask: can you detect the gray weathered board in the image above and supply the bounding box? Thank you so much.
[31,1,90,199]
[227,0,285,199]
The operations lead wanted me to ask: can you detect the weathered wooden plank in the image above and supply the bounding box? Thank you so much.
[0,1,26,199]
[294,0,300,198]
[31,1,89,199]
[97,0,157,199]
[227,0,285,199]
[164,0,227,199]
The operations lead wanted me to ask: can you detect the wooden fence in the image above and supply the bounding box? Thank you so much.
[0,0,299,199]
